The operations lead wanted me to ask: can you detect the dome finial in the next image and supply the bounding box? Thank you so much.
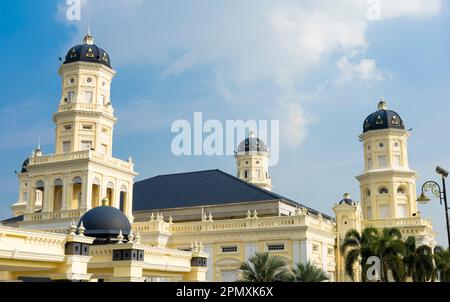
[378,97,387,110]
[249,130,256,138]
[83,18,94,45]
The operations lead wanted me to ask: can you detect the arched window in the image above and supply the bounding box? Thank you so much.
[364,189,371,198]
[397,186,406,194]
[35,180,45,188]
[54,178,63,186]
[379,187,389,195]
[73,177,82,184]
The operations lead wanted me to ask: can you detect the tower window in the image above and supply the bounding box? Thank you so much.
[99,144,107,155]
[100,95,107,105]
[365,189,371,198]
[244,170,248,179]
[67,91,75,103]
[379,187,389,195]
[367,206,372,219]
[379,205,391,219]
[377,155,387,168]
[83,91,93,104]
[394,155,402,167]
[63,124,72,131]
[82,124,93,130]
[62,141,71,153]
[367,158,373,170]
[379,143,384,148]
[397,187,406,194]
[81,141,92,151]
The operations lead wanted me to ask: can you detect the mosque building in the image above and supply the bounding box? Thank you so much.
[0,32,436,282]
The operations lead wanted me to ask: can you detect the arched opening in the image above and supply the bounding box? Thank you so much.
[397,186,407,195]
[34,180,45,212]
[119,185,127,213]
[92,178,101,208]
[71,177,82,209]
[364,189,371,198]
[106,181,114,206]
[53,179,63,211]
[378,187,389,195]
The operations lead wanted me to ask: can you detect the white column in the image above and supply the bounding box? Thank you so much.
[61,175,71,210]
[126,181,134,219]
[300,240,311,264]
[322,243,328,271]
[293,241,301,266]
[203,245,213,282]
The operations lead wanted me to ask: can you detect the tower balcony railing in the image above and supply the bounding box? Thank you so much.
[29,150,134,172]
[24,208,86,222]
[57,102,114,115]
[362,217,433,229]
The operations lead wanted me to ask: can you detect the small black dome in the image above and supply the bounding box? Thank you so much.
[21,158,29,173]
[237,132,268,153]
[78,205,130,244]
[339,193,355,206]
[64,34,111,67]
[363,100,405,133]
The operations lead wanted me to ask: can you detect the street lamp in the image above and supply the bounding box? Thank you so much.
[417,166,450,248]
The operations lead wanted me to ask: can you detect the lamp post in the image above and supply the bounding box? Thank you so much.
[417,166,450,248]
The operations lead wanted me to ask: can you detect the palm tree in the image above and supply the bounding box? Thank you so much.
[340,227,405,282]
[403,237,435,282]
[434,246,450,282]
[239,252,292,282]
[292,262,329,282]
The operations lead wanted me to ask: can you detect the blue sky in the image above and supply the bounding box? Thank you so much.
[0,0,449,245]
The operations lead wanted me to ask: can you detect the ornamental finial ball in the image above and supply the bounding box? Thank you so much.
[101,198,109,206]
[378,97,388,110]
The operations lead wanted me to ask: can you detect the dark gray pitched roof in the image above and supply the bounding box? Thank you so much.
[1,214,24,224]
[133,169,333,220]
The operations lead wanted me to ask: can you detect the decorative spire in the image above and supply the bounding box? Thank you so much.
[117,230,124,244]
[135,231,141,244]
[77,221,85,236]
[378,97,387,110]
[343,192,351,200]
[83,18,94,45]
[128,230,135,243]
[253,209,258,219]
[249,130,257,138]
[68,220,77,235]
[246,209,252,219]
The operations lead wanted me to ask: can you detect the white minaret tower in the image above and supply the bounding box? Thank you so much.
[356,98,418,220]
[235,131,272,191]
[54,31,115,156]
[9,31,137,227]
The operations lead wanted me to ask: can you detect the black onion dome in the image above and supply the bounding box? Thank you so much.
[63,34,111,67]
[78,205,130,243]
[237,132,269,153]
[21,158,29,173]
[363,99,405,133]
[339,193,355,206]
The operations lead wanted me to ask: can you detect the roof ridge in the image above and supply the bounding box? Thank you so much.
[148,169,221,179]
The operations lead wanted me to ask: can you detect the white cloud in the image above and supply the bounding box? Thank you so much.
[336,56,385,86]
[57,0,445,147]
[377,0,446,20]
